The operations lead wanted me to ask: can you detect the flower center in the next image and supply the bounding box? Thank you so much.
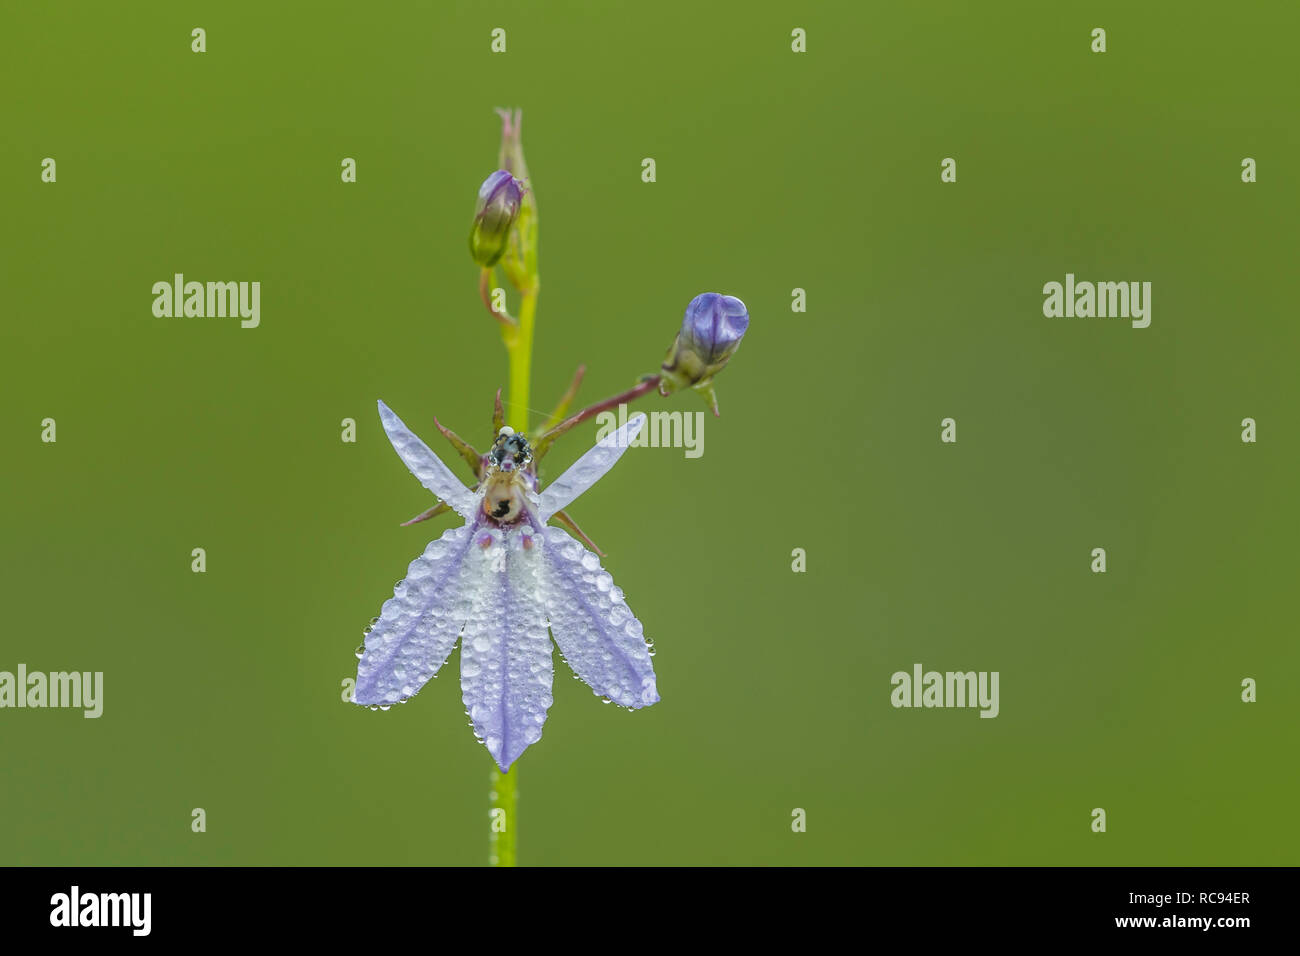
[482,471,529,524]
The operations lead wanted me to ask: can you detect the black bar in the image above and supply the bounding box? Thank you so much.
[0,866,1281,941]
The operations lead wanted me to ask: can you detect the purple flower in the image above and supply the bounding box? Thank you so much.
[469,170,524,268]
[660,292,750,415]
[352,401,658,772]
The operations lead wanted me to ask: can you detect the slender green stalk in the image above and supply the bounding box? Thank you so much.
[488,765,517,866]
[505,289,538,433]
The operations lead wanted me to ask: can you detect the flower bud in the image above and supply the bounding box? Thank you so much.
[660,293,749,415]
[469,170,524,268]
[493,108,538,293]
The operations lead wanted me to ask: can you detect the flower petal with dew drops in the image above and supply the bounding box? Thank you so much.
[378,400,478,518]
[536,413,646,522]
[539,526,658,709]
[354,523,478,706]
[459,526,555,772]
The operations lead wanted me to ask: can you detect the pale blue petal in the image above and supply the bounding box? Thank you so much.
[536,413,646,522]
[539,527,659,709]
[460,527,554,772]
[354,524,477,706]
[377,400,478,518]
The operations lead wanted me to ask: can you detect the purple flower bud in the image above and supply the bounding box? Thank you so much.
[469,170,524,268]
[680,293,749,365]
[660,293,749,414]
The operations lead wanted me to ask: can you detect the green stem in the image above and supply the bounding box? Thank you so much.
[505,288,538,432]
[488,765,517,866]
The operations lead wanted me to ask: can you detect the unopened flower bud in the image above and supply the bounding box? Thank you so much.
[469,170,524,268]
[660,293,750,415]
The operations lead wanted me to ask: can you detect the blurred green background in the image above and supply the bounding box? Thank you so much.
[2,1,1297,865]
